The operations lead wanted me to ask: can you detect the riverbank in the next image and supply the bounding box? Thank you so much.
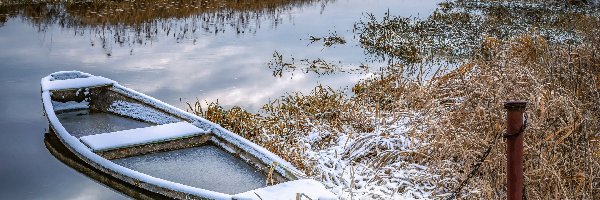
[190,1,600,198]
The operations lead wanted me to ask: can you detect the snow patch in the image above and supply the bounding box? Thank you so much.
[42,76,115,91]
[301,113,436,199]
[233,179,337,200]
[80,122,208,151]
[49,71,90,81]
[107,100,180,125]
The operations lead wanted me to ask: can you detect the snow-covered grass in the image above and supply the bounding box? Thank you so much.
[189,85,442,199]
[190,14,600,200]
[304,116,438,199]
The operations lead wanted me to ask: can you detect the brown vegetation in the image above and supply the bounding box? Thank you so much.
[188,85,375,174]
[191,17,600,200]
[0,0,328,49]
[196,34,598,199]
[418,33,599,199]
[1,0,324,26]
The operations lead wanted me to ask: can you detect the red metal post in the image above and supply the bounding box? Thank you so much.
[504,101,527,200]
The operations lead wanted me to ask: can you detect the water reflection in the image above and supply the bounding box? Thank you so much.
[0,0,442,198]
[0,0,331,54]
[44,131,166,199]
[356,0,600,65]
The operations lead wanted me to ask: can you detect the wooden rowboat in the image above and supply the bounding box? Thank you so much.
[41,71,336,200]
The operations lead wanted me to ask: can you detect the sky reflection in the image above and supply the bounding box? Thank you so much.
[0,0,442,198]
[0,0,442,111]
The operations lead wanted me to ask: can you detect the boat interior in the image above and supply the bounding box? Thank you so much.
[49,84,293,195]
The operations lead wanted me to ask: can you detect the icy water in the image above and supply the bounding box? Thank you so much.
[57,110,154,138]
[113,145,267,195]
[0,0,442,199]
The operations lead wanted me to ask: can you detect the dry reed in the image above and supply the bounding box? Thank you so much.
[190,20,600,200]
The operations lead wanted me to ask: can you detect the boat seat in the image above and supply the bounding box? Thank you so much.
[43,76,115,91]
[80,122,208,151]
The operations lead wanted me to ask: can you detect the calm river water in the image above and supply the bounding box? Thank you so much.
[0,0,441,199]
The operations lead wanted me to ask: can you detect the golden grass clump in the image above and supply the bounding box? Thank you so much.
[188,85,375,175]
[401,33,599,198]
[349,2,600,197]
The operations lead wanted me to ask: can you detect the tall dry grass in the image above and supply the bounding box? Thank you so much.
[413,33,599,199]
[189,32,599,199]
[352,1,600,197]
[182,0,600,198]
[188,85,375,175]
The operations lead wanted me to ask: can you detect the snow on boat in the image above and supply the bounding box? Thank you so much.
[41,71,336,200]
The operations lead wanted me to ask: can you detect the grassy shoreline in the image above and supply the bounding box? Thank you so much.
[191,32,599,199]
[189,1,600,198]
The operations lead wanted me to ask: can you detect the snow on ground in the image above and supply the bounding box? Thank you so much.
[300,113,438,199]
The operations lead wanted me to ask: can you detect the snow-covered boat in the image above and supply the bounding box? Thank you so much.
[41,71,336,200]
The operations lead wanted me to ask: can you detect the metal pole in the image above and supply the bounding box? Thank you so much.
[504,101,527,200]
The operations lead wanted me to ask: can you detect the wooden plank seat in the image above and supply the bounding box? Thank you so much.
[80,122,208,152]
